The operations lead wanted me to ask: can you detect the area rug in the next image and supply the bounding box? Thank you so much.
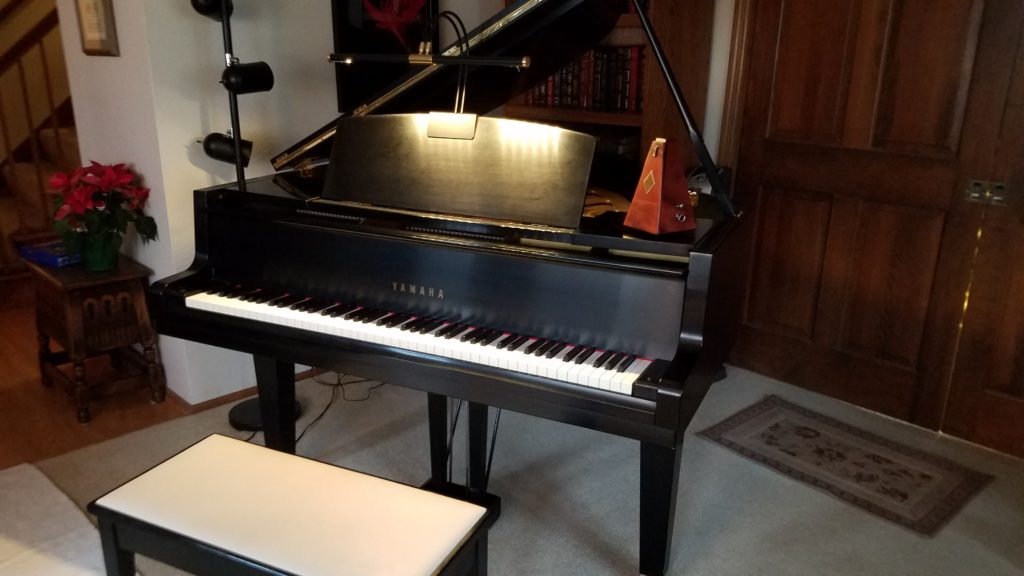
[697,395,994,535]
[0,464,107,575]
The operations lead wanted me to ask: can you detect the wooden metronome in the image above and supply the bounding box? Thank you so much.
[623,138,696,234]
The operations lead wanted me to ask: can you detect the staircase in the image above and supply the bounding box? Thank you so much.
[0,0,78,307]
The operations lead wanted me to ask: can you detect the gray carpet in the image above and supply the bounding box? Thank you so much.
[37,367,1024,575]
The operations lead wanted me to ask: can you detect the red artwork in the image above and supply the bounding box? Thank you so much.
[362,0,427,51]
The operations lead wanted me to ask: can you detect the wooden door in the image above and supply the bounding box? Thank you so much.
[729,0,1020,424]
[935,6,1024,457]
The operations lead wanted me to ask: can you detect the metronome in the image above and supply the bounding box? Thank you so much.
[623,138,697,235]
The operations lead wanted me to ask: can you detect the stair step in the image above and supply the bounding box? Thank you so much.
[37,127,80,173]
[1,162,58,231]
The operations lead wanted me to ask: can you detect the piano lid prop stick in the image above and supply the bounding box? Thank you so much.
[630,0,739,218]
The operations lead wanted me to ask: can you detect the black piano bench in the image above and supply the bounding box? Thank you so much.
[87,434,490,576]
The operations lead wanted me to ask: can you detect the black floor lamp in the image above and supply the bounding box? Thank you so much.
[191,0,300,431]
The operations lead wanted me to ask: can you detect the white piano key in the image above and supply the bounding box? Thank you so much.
[185,291,649,397]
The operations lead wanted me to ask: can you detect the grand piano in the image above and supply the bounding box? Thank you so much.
[149,1,745,574]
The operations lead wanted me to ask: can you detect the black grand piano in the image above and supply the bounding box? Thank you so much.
[149,1,745,574]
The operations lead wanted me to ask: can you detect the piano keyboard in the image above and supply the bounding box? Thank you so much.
[185,286,652,395]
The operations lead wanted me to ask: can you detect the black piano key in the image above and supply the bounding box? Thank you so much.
[377,312,407,327]
[440,324,466,339]
[495,334,518,349]
[390,314,416,327]
[616,355,636,372]
[419,319,447,334]
[343,307,367,320]
[253,290,288,303]
[287,297,314,310]
[433,323,456,338]
[523,338,547,355]
[534,340,557,357]
[460,327,485,342]
[328,304,357,317]
[402,316,432,331]
[297,298,330,312]
[545,342,568,358]
[236,286,264,301]
[573,347,595,364]
[273,294,307,308]
[471,329,498,344]
[360,309,390,323]
[592,350,613,368]
[563,345,585,362]
[507,335,531,351]
[479,330,504,346]
[603,352,624,371]
[318,303,342,315]
[225,285,254,298]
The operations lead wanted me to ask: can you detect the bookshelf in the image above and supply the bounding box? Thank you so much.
[501,1,715,194]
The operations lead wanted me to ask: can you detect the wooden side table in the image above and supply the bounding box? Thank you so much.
[25,255,166,422]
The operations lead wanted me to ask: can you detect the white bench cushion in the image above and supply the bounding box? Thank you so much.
[95,435,486,576]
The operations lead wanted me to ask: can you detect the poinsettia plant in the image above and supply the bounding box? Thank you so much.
[48,162,157,244]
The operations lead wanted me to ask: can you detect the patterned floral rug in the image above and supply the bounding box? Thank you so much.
[698,396,994,535]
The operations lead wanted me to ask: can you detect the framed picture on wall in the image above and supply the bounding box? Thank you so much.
[75,0,119,56]
[332,0,439,113]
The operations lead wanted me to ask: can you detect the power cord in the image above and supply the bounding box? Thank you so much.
[295,372,384,444]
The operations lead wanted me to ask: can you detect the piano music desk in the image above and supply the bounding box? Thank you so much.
[25,255,165,422]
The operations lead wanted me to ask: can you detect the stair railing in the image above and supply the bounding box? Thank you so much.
[0,2,71,234]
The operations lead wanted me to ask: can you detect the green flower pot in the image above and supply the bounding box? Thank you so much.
[80,233,123,272]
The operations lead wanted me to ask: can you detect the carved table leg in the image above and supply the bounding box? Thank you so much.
[37,332,51,387]
[143,345,165,403]
[73,360,90,423]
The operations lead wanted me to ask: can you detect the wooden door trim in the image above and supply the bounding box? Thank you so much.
[718,0,757,175]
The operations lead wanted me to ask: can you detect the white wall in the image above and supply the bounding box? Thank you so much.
[704,0,735,162]
[56,0,336,403]
[55,0,495,404]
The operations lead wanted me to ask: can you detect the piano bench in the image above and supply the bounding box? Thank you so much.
[87,434,490,576]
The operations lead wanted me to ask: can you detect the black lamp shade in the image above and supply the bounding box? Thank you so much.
[191,0,233,21]
[221,62,275,94]
[203,133,252,167]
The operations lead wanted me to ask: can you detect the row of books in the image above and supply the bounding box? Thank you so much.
[522,45,644,114]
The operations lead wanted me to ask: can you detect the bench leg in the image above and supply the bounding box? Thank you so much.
[473,530,488,576]
[97,518,135,576]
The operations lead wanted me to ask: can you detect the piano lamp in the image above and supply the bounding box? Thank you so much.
[193,0,274,193]
[202,133,252,167]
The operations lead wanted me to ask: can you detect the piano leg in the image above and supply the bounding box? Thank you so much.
[425,395,492,502]
[427,393,449,490]
[639,441,682,576]
[467,402,489,498]
[253,355,296,454]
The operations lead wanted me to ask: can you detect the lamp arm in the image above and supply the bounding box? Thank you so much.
[631,0,738,218]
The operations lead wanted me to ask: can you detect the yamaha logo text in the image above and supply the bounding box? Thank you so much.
[392,282,444,299]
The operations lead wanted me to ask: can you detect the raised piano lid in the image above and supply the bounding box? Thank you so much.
[270,0,625,173]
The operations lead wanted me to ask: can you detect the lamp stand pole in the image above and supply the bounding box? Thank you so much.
[219,0,246,192]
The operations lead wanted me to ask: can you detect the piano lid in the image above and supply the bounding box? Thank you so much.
[271,0,625,172]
